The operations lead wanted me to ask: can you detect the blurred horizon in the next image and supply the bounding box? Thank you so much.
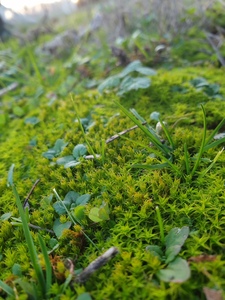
[0,0,80,24]
[1,0,79,14]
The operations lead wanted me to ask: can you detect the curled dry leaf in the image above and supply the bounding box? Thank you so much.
[188,254,217,263]
[203,287,223,300]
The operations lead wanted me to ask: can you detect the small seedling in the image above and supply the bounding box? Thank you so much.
[98,60,156,95]
[147,208,190,283]
[42,139,68,159]
[7,164,52,299]
[56,143,87,168]
[116,102,225,180]
[53,190,91,229]
[190,77,222,99]
[88,202,110,223]
[53,189,98,249]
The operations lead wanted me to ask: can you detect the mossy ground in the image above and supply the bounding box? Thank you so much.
[1,3,225,300]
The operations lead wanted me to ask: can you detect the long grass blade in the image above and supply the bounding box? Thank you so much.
[71,96,97,159]
[115,101,171,156]
[205,117,225,147]
[131,163,169,170]
[0,280,15,297]
[159,119,175,150]
[184,143,190,175]
[53,189,98,250]
[12,185,46,295]
[156,206,165,245]
[190,105,207,177]
[120,135,181,176]
[200,148,224,178]
[38,234,52,298]
[203,136,225,152]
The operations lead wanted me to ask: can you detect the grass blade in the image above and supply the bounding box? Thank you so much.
[205,117,225,147]
[71,96,97,159]
[190,105,207,177]
[8,165,46,296]
[115,101,171,156]
[120,135,181,176]
[200,148,224,178]
[38,234,52,298]
[0,280,15,297]
[131,163,169,170]
[12,185,46,295]
[159,119,175,150]
[203,136,225,152]
[184,143,190,175]
[156,206,165,245]
[53,189,98,250]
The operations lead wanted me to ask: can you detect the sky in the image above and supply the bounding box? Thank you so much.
[1,0,79,13]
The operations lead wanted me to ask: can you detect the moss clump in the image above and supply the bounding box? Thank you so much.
[1,54,225,300]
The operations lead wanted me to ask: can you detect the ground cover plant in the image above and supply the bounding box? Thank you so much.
[1,0,225,299]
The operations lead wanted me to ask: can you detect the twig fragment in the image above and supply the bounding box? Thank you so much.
[205,32,225,66]
[23,179,41,209]
[28,223,54,234]
[0,82,19,97]
[106,122,147,144]
[74,247,119,284]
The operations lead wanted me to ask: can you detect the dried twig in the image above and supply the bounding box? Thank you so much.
[28,223,54,234]
[205,32,225,66]
[23,179,41,209]
[74,247,119,284]
[0,82,18,97]
[106,122,147,144]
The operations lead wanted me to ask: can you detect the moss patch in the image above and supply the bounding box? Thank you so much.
[0,61,225,299]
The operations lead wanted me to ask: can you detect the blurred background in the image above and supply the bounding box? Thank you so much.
[0,0,224,70]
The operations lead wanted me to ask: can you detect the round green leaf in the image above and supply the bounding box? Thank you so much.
[53,218,71,238]
[72,144,87,159]
[88,208,102,223]
[157,257,191,283]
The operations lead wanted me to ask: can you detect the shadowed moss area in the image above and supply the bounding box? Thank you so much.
[1,66,225,299]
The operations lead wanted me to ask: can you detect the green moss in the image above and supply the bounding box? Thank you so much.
[1,40,225,300]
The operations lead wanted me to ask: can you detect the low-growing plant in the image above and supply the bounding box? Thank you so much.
[88,201,110,223]
[56,143,88,168]
[98,60,156,95]
[42,139,68,160]
[146,207,190,283]
[190,77,222,99]
[53,189,98,249]
[116,101,225,180]
[4,164,52,299]
[1,165,97,299]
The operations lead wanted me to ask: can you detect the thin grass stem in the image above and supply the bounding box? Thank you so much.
[12,185,46,296]
[190,105,207,177]
[115,101,171,156]
[53,189,98,250]
[156,206,165,245]
[184,143,190,175]
[71,96,97,159]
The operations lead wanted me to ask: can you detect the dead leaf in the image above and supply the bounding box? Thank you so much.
[188,254,217,263]
[203,287,223,300]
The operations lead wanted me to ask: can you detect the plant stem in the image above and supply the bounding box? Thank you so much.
[156,206,165,245]
[190,105,207,178]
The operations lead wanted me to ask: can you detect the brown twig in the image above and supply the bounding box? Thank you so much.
[28,223,54,234]
[74,247,119,284]
[106,122,147,144]
[23,179,41,209]
[0,82,19,97]
[205,32,225,66]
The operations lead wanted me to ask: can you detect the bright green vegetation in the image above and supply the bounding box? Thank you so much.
[1,2,225,299]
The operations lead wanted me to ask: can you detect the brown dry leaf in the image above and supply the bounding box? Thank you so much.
[203,287,223,300]
[188,255,217,263]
